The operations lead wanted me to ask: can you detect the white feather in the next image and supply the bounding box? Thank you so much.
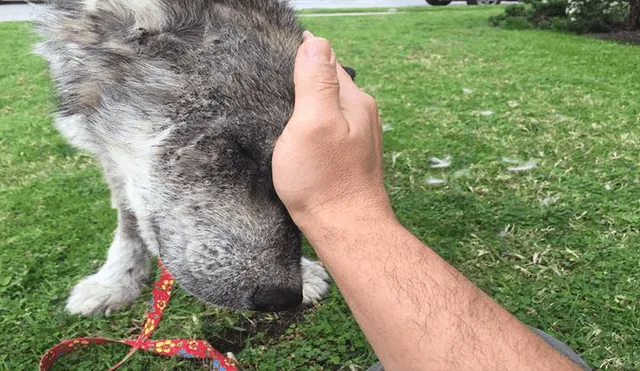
[508,160,537,172]
[430,155,452,168]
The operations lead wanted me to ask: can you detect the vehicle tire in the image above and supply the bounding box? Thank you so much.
[466,0,502,4]
[426,0,453,5]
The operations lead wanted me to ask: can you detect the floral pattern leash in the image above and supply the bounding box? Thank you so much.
[40,259,239,371]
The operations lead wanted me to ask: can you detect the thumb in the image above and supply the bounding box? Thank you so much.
[292,35,342,118]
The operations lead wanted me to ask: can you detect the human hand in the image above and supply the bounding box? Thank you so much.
[272,32,394,233]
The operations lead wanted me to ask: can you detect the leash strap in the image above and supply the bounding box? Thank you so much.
[39,260,239,371]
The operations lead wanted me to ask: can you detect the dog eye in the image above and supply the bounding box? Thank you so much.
[222,139,260,173]
[233,139,258,163]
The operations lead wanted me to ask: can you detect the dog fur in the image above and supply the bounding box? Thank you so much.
[35,0,331,314]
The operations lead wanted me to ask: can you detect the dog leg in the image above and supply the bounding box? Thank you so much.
[301,257,331,305]
[66,208,150,315]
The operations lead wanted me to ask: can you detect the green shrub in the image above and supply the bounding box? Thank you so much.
[492,0,629,34]
[488,13,508,27]
[535,17,553,29]
[504,16,534,30]
[550,16,572,31]
[489,4,532,27]
[566,0,628,33]
[531,0,567,18]
[505,4,529,17]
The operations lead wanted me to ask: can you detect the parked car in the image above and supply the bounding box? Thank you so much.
[426,0,501,5]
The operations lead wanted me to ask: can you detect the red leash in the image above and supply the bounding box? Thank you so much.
[40,259,239,371]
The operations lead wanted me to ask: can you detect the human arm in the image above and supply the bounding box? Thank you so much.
[272,33,582,371]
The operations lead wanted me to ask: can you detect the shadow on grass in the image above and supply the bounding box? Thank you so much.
[203,309,310,354]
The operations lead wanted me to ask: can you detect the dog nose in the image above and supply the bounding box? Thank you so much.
[252,286,302,312]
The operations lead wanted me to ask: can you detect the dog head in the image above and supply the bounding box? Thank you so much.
[148,64,356,312]
[148,123,304,312]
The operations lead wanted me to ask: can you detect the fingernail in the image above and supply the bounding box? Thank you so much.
[303,30,314,40]
[306,37,333,64]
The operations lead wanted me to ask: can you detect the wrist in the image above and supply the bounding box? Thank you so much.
[293,202,399,247]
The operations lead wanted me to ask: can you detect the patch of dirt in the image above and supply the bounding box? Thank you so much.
[591,30,640,45]
[202,309,311,355]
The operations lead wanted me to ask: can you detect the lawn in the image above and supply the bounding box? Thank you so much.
[1,6,640,371]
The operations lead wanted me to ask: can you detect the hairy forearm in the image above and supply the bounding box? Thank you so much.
[302,216,581,371]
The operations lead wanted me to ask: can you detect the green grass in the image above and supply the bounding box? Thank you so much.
[296,4,486,14]
[1,6,640,370]
[296,5,425,14]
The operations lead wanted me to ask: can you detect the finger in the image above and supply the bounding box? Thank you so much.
[336,63,379,135]
[303,30,314,41]
[372,113,383,158]
[334,63,383,159]
[291,37,344,126]
[336,62,371,116]
[336,63,366,115]
[336,62,360,95]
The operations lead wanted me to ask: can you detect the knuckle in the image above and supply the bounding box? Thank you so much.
[361,93,378,112]
[313,79,340,97]
[312,73,340,93]
[292,109,341,134]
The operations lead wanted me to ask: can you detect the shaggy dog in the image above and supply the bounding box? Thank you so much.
[35,0,338,314]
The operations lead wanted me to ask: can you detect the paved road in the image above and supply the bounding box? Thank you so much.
[0,3,47,22]
[0,0,466,22]
[291,0,432,9]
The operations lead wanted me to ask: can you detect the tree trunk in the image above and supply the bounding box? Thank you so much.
[629,0,640,30]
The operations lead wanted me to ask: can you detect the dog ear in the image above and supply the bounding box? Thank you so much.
[341,66,356,81]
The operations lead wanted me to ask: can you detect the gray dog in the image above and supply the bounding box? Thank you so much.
[35,0,335,315]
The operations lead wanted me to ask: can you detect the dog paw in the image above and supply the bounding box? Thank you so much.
[301,257,331,305]
[66,274,141,316]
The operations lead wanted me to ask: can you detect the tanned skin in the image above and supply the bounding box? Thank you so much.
[271,32,582,371]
